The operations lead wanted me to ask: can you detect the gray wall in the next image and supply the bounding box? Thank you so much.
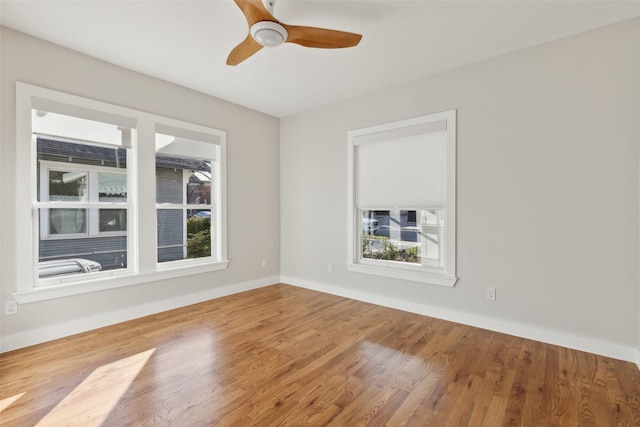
[280,19,640,350]
[0,27,280,347]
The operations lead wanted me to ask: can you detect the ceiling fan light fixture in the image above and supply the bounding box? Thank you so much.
[227,0,362,66]
[250,21,288,47]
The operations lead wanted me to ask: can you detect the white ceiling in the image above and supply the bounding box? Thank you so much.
[1,1,639,117]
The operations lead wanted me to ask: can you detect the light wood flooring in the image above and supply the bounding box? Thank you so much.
[1,284,640,426]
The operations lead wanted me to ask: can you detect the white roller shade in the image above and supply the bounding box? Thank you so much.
[355,121,447,207]
[31,97,137,128]
[155,134,217,161]
[32,97,135,147]
[156,123,221,145]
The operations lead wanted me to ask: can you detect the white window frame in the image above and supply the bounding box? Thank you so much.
[39,159,128,239]
[346,110,457,287]
[15,83,229,303]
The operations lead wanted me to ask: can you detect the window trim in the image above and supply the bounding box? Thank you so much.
[15,82,229,303]
[346,110,457,286]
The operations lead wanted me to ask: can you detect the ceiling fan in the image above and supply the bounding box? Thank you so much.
[227,0,362,66]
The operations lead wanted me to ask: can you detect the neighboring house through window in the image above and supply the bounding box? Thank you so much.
[38,144,129,273]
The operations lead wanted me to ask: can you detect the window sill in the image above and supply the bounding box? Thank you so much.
[13,260,230,304]
[346,262,457,287]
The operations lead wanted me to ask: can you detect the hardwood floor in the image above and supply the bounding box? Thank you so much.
[1,284,639,426]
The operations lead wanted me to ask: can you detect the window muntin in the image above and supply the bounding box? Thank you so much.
[347,110,456,286]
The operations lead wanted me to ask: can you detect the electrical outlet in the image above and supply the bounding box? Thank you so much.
[486,287,496,301]
[261,258,268,268]
[5,300,18,315]
[328,263,333,273]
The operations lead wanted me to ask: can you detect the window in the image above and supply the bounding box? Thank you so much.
[15,83,228,302]
[155,127,219,265]
[39,158,128,239]
[347,110,457,286]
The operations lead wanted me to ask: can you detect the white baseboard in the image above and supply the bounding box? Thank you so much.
[1,276,278,353]
[5,275,638,366]
[282,276,640,364]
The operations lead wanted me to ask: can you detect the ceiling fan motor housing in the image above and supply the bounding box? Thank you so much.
[250,21,288,47]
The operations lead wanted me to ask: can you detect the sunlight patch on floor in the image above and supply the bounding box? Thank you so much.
[35,348,156,426]
[0,392,25,413]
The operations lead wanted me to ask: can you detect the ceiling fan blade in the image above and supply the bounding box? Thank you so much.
[283,25,362,49]
[234,0,276,26]
[227,34,263,66]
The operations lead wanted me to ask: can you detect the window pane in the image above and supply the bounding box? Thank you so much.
[157,209,185,263]
[186,167,212,205]
[48,170,88,202]
[157,209,212,263]
[361,209,445,268]
[38,138,128,203]
[99,208,127,232]
[38,209,127,279]
[38,138,127,173]
[155,132,213,205]
[98,173,127,202]
[187,210,211,258]
[49,208,86,234]
[155,167,183,204]
[154,159,212,205]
